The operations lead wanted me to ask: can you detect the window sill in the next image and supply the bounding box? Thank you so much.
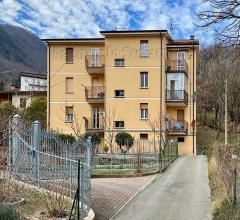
[65,121,74,123]
[114,127,125,129]
[115,66,125,67]
[139,118,149,120]
[114,96,125,98]
[66,92,74,94]
[139,87,149,89]
[66,62,74,64]
[140,56,149,58]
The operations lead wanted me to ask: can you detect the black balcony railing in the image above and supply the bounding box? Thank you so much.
[165,59,188,73]
[85,55,105,68]
[172,120,188,133]
[165,90,188,104]
[85,86,105,100]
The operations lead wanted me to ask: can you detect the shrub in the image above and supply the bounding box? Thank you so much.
[57,133,76,144]
[213,199,238,220]
[0,203,20,219]
[115,132,134,153]
[25,98,47,126]
[102,144,109,153]
[84,132,101,145]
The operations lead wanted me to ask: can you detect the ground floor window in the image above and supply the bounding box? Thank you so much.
[65,106,74,122]
[114,121,124,128]
[140,133,148,140]
[177,137,185,142]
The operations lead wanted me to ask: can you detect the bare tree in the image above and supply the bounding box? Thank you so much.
[147,113,174,151]
[196,0,240,45]
[104,108,117,153]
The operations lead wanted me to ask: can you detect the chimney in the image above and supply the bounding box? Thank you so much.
[190,35,195,40]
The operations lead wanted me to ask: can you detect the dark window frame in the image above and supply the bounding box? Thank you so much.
[114,121,125,128]
[115,90,125,97]
[115,58,125,67]
[140,133,148,140]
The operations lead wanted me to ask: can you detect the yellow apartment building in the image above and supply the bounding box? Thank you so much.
[43,30,199,155]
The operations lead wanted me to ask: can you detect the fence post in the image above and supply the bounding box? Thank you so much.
[87,136,93,172]
[32,120,41,186]
[11,114,21,172]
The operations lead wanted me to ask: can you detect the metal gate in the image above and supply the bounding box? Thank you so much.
[9,115,93,219]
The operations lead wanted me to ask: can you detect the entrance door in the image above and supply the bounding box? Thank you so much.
[92,108,99,129]
[177,109,184,131]
[177,52,185,70]
[177,109,184,122]
[170,80,175,99]
[91,48,100,67]
[92,77,99,97]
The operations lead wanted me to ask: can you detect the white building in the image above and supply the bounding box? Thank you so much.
[11,72,47,109]
[19,72,47,92]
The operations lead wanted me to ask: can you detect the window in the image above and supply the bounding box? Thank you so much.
[177,52,185,70]
[66,77,73,94]
[114,121,124,128]
[115,59,124,67]
[20,98,27,109]
[140,72,148,88]
[140,103,148,119]
[66,48,73,63]
[177,137,185,142]
[140,133,148,140]
[65,106,74,122]
[140,40,149,57]
[115,90,125,97]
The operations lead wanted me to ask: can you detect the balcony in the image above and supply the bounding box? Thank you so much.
[85,55,105,74]
[85,86,105,103]
[165,59,188,74]
[165,90,188,106]
[166,119,188,134]
[83,116,104,131]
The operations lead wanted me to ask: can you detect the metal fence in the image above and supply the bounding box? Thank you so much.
[8,115,93,219]
[92,141,178,176]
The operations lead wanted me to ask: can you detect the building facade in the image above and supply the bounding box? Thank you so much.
[44,30,199,155]
[11,72,47,109]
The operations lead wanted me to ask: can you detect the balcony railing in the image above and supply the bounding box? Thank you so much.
[165,90,188,104]
[83,116,104,130]
[166,119,188,133]
[85,55,105,74]
[165,59,188,74]
[85,86,105,102]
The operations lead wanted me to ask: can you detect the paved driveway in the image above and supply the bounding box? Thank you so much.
[91,175,156,220]
[112,156,211,220]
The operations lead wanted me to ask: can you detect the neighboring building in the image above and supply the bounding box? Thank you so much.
[43,30,199,155]
[11,72,47,109]
[19,72,47,92]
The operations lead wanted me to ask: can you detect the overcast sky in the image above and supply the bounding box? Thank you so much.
[0,0,216,46]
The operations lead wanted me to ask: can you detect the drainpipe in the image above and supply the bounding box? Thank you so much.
[47,43,51,130]
[160,32,163,149]
[192,44,195,155]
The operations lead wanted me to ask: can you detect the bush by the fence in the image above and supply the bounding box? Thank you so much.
[57,133,76,144]
[84,132,101,145]
[115,132,134,153]
[0,203,20,219]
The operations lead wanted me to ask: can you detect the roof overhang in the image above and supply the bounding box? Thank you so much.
[42,38,105,44]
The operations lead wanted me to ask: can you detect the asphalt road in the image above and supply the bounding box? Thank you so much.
[112,156,211,220]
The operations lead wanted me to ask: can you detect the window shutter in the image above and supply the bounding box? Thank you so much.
[66,77,73,93]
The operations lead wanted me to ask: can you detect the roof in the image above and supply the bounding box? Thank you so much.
[42,38,105,43]
[19,72,47,79]
[168,39,199,46]
[100,30,172,39]
[100,30,168,34]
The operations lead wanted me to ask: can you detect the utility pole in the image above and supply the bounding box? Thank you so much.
[224,80,228,145]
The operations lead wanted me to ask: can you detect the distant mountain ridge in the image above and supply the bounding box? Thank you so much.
[0,24,46,74]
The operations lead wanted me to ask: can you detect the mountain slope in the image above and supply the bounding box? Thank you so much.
[0,24,46,73]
